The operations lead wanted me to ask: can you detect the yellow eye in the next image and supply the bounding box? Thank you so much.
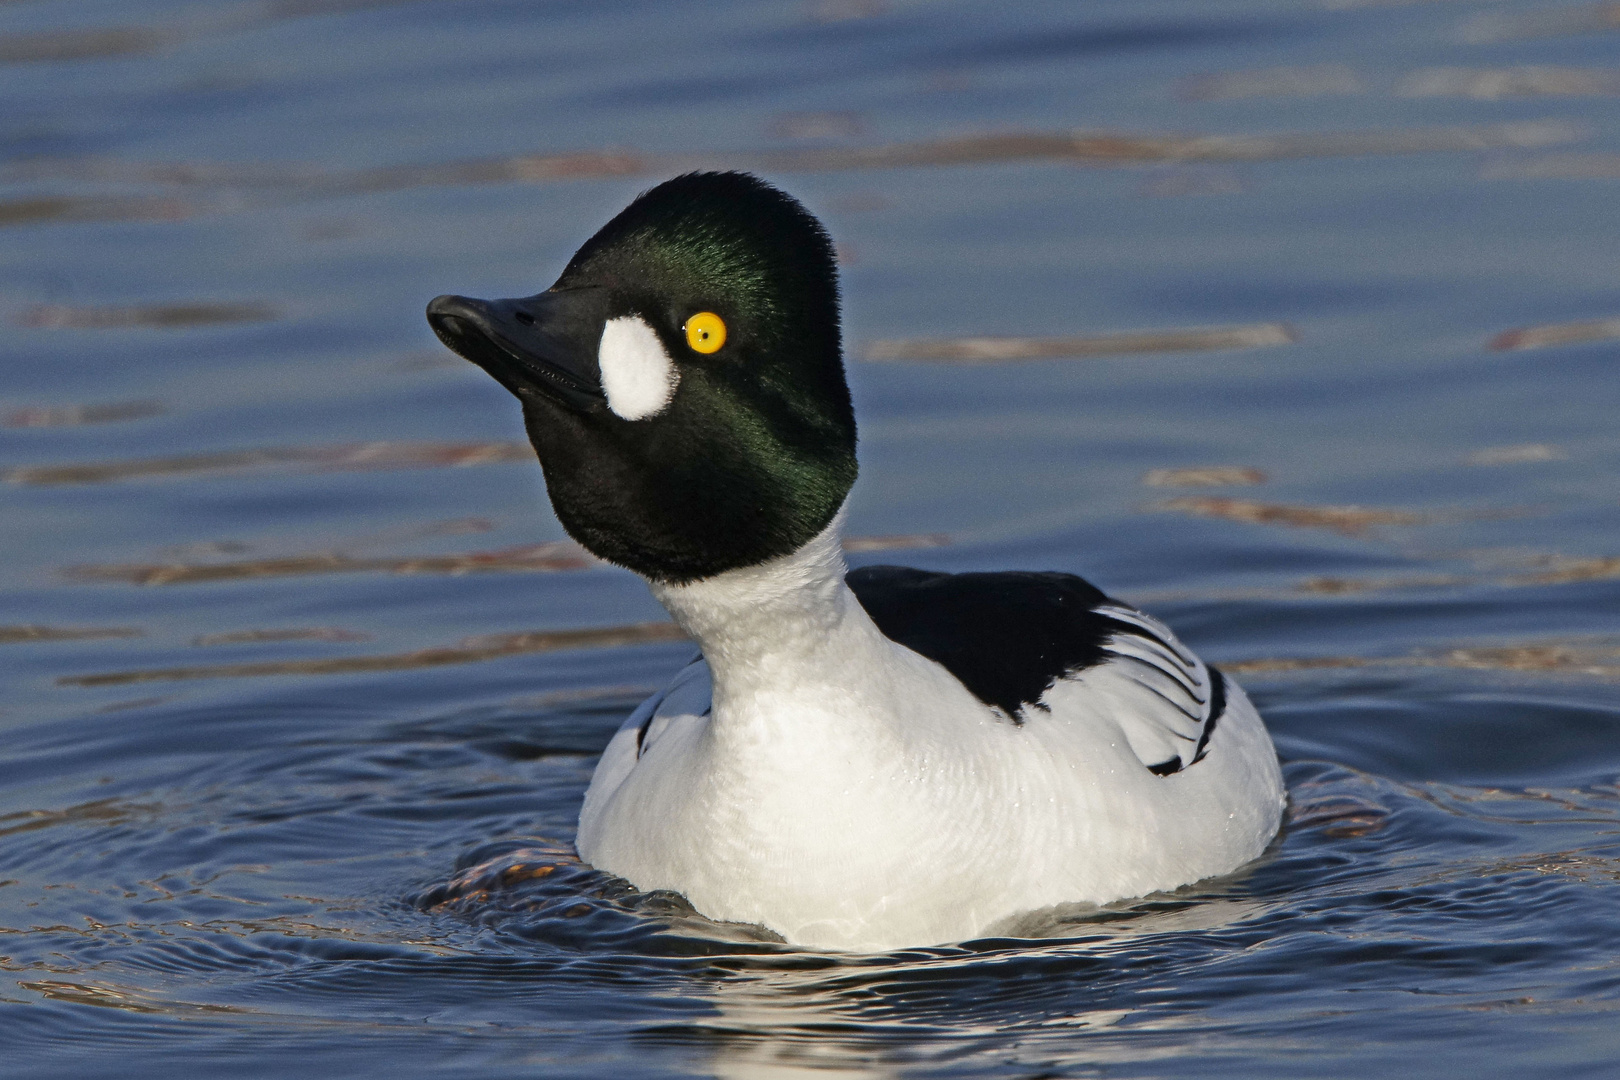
[684,311,727,354]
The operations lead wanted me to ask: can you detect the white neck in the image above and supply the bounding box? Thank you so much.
[647,512,856,702]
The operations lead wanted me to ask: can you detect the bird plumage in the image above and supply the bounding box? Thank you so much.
[427,171,1286,951]
[577,519,1284,950]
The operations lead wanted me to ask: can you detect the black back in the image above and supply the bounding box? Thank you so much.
[846,565,1127,720]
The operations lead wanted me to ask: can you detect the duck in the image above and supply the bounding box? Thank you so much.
[425,171,1286,951]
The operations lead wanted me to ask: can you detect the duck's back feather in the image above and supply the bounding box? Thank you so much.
[845,566,1111,719]
[846,565,1224,775]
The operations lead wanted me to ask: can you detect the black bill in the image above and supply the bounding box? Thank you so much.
[426,289,609,413]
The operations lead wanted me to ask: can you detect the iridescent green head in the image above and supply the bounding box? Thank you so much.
[427,172,857,583]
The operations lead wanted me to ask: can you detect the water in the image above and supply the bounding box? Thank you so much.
[3,0,1620,1074]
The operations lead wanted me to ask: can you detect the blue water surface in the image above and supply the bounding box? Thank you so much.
[3,0,1620,1075]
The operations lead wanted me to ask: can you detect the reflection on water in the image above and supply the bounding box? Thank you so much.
[58,620,690,685]
[3,399,165,428]
[1489,314,1620,350]
[3,0,1620,1074]
[3,440,532,485]
[18,301,279,329]
[0,624,141,643]
[1154,495,1441,534]
[864,321,1296,362]
[1143,466,1269,487]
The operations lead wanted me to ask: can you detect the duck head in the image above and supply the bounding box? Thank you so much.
[427,172,857,584]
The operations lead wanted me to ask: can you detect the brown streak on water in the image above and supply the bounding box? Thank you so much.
[759,121,1582,170]
[63,535,948,585]
[0,26,176,63]
[841,533,953,552]
[0,799,157,838]
[1130,547,1620,603]
[1178,65,1365,102]
[1142,467,1268,487]
[191,628,372,646]
[1154,497,1434,534]
[18,302,278,329]
[3,401,164,427]
[1229,640,1620,678]
[0,0,440,67]
[1465,444,1566,465]
[64,544,596,585]
[0,625,142,644]
[866,323,1295,363]
[5,441,533,485]
[1400,66,1620,99]
[1488,316,1620,351]
[1463,3,1620,44]
[57,622,691,686]
[0,196,194,228]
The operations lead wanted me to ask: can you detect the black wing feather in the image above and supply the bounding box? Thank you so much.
[847,565,1119,721]
[847,565,1228,775]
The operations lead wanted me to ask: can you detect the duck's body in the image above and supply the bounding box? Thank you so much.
[579,520,1283,950]
[427,171,1285,951]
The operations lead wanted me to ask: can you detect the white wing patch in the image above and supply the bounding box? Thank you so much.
[1077,603,1220,775]
[598,315,679,420]
[585,657,711,814]
[633,656,711,759]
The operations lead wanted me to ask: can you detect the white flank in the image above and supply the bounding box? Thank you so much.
[598,315,679,420]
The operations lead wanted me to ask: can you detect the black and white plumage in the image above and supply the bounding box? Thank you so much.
[847,566,1226,774]
[626,568,1226,776]
[427,171,1286,950]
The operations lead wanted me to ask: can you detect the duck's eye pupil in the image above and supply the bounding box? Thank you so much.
[514,311,534,326]
[685,312,726,354]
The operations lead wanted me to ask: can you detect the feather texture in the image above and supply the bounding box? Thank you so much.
[578,520,1286,950]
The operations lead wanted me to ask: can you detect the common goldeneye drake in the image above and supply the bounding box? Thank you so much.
[426,172,1285,951]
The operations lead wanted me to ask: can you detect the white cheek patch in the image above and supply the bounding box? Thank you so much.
[598,315,679,421]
